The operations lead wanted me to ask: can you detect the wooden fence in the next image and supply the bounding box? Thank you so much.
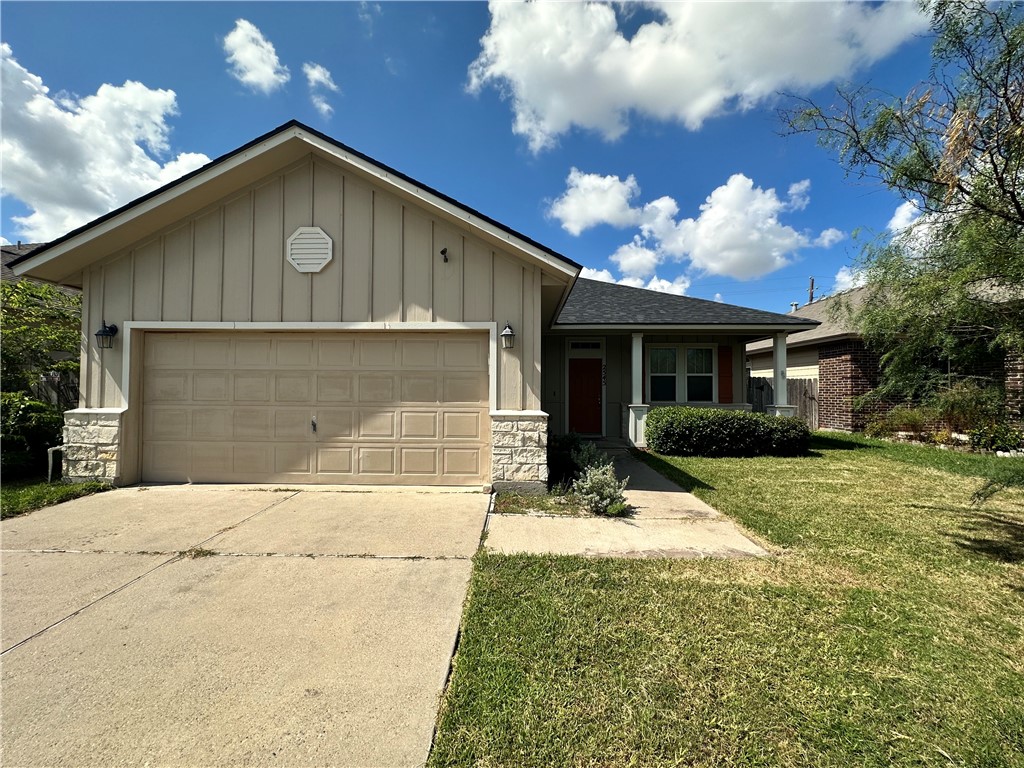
[748,377,819,430]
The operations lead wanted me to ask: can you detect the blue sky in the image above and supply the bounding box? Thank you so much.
[1,1,934,312]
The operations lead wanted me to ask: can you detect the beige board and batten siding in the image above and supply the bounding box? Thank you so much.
[747,347,819,380]
[79,154,545,413]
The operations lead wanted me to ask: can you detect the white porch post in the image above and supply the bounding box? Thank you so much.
[771,332,796,416]
[631,332,643,404]
[628,332,648,446]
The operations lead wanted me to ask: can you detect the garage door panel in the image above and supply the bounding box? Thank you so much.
[275,375,313,402]
[146,373,188,402]
[192,408,232,440]
[317,374,353,402]
[193,373,229,401]
[358,375,395,402]
[143,332,489,485]
[317,447,353,474]
[401,412,438,439]
[358,447,395,475]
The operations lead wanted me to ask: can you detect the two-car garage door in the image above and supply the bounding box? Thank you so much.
[141,332,490,485]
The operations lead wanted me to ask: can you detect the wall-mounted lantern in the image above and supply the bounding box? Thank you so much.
[95,322,118,349]
[500,323,515,350]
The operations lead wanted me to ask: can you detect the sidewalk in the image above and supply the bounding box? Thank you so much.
[484,448,768,559]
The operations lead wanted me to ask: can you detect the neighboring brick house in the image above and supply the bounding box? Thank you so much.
[747,288,1023,430]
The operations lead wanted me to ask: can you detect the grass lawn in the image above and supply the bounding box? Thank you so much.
[0,478,112,520]
[431,434,1024,767]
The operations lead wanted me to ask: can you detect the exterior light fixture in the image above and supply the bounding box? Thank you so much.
[500,323,515,350]
[440,247,449,262]
[95,322,118,349]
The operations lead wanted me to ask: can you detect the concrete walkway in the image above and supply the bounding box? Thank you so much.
[485,449,768,559]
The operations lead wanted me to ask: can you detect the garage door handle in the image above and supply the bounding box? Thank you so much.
[311,417,317,434]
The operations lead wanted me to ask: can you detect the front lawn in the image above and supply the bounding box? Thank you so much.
[0,479,112,520]
[431,433,1024,767]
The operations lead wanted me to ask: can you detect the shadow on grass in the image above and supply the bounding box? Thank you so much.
[632,451,716,493]
[810,434,880,452]
[950,510,1024,565]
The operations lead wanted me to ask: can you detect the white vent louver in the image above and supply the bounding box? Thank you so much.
[287,227,333,273]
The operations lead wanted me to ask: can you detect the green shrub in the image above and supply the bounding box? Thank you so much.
[570,440,609,473]
[969,422,1024,452]
[865,405,937,439]
[932,381,1004,433]
[572,464,628,515]
[1,392,63,479]
[644,406,810,457]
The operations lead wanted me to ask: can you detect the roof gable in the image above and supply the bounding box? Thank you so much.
[556,278,819,330]
[12,120,580,285]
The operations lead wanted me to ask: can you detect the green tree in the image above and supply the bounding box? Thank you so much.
[786,0,1024,402]
[1,280,81,409]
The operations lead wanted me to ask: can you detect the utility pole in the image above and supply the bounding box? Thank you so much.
[808,276,815,304]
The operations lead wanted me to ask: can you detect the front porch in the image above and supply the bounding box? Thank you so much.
[542,330,798,448]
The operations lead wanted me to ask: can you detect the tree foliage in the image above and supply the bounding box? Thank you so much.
[786,0,1024,401]
[0,280,81,406]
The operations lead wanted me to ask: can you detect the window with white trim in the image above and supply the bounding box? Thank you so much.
[646,345,716,403]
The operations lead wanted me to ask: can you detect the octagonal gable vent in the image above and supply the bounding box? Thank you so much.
[287,227,333,273]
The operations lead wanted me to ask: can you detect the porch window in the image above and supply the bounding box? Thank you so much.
[646,345,717,403]
[649,348,677,402]
[686,348,714,402]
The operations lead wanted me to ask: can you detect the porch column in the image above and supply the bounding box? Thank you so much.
[628,332,648,447]
[631,332,643,404]
[771,332,797,417]
[773,332,788,407]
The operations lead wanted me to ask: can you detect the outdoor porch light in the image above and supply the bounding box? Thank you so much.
[95,321,118,349]
[500,323,515,350]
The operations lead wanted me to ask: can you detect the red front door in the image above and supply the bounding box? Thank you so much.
[568,357,603,434]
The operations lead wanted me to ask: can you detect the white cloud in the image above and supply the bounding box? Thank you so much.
[223,19,290,94]
[303,62,340,118]
[610,236,660,278]
[888,200,921,232]
[579,266,617,283]
[0,236,11,246]
[578,266,689,296]
[0,43,210,242]
[358,2,382,37]
[469,1,928,152]
[551,169,837,283]
[833,265,866,292]
[815,227,846,248]
[548,168,640,236]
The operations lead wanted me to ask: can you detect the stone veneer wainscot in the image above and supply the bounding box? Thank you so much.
[62,409,122,482]
[490,411,548,492]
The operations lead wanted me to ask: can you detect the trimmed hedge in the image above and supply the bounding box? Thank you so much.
[645,406,811,457]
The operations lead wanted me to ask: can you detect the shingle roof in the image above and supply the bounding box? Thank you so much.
[556,278,819,328]
[746,286,865,352]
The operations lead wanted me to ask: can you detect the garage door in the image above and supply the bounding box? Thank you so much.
[141,332,490,485]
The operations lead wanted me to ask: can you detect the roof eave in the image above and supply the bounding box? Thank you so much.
[550,321,821,333]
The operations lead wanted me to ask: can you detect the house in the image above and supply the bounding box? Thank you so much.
[746,288,1023,430]
[11,121,818,490]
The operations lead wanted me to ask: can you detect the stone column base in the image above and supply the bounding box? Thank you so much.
[627,404,649,447]
[491,410,548,494]
[769,405,798,418]
[62,408,123,483]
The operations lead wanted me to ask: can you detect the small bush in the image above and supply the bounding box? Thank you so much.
[932,381,1004,433]
[864,405,937,440]
[645,406,810,457]
[572,464,628,515]
[570,440,609,473]
[1,392,63,479]
[969,422,1024,452]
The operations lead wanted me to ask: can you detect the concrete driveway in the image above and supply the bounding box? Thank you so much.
[1,486,488,767]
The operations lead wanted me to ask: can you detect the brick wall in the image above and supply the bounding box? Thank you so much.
[1006,351,1024,427]
[818,341,884,431]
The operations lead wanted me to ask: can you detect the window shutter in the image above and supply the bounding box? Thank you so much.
[718,346,733,403]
